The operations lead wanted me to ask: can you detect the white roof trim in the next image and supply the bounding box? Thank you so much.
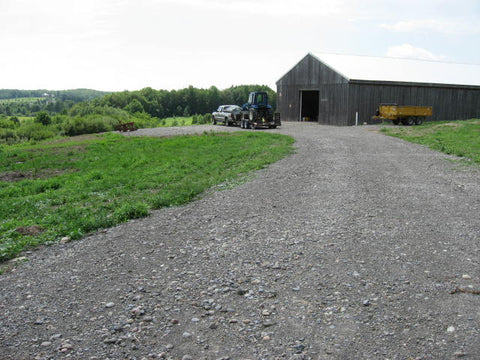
[310,53,480,87]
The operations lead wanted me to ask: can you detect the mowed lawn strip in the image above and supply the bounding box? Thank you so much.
[0,132,294,261]
[380,119,480,164]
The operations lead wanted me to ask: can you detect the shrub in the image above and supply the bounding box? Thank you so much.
[16,123,56,141]
[198,113,211,124]
[0,118,18,129]
[63,116,113,136]
[35,111,52,126]
[0,128,18,143]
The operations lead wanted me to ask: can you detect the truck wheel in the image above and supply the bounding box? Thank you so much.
[225,117,229,126]
[415,117,423,125]
[406,117,415,126]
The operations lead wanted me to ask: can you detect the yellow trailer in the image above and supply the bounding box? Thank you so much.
[374,104,433,125]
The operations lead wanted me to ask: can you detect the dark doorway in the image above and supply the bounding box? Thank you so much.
[300,90,319,121]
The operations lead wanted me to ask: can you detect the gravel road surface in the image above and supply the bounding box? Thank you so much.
[1,122,479,359]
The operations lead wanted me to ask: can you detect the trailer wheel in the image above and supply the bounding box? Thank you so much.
[392,120,400,125]
[402,117,415,126]
[415,117,423,125]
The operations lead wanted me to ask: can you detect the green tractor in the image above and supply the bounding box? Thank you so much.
[240,92,281,129]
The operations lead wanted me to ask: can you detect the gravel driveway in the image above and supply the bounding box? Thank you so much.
[1,122,479,359]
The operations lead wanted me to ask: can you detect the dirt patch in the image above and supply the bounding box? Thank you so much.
[44,134,101,144]
[0,168,74,182]
[15,225,45,236]
[0,171,29,182]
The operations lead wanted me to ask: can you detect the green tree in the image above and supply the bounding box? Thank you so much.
[124,99,144,114]
[35,111,51,125]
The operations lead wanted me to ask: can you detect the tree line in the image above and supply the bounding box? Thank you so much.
[75,85,276,118]
[0,85,276,119]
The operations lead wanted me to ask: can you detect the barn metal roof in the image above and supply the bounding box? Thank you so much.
[311,53,480,87]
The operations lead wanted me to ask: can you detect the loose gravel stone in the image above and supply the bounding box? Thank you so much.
[0,123,479,359]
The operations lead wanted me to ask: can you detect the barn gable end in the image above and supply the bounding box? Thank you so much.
[276,53,480,125]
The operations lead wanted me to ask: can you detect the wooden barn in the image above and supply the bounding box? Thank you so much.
[276,53,480,125]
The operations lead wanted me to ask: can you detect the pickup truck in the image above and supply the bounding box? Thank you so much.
[212,105,243,126]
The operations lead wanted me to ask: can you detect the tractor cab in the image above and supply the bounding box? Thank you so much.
[243,91,270,110]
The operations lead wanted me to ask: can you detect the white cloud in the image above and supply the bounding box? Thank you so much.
[380,18,480,34]
[165,0,351,17]
[385,44,445,61]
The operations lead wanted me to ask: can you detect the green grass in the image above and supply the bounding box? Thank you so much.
[0,131,294,262]
[380,119,480,164]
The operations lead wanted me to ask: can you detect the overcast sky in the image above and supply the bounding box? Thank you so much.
[1,0,479,91]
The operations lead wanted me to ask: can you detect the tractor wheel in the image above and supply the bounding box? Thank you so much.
[249,109,256,121]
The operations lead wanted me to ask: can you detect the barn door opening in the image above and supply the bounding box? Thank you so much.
[300,90,319,122]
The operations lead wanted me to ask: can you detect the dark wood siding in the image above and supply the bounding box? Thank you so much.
[349,81,480,124]
[277,53,480,126]
[277,54,349,125]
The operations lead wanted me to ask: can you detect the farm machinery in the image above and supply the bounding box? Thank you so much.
[239,92,281,129]
[374,104,433,125]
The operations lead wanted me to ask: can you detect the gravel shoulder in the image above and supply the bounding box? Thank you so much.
[1,122,479,359]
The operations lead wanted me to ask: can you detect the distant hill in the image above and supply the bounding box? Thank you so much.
[0,89,111,116]
[0,89,110,101]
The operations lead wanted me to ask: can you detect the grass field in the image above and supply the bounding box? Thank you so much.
[0,131,294,263]
[0,97,44,104]
[380,119,480,165]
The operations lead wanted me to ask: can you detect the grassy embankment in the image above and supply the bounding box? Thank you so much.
[380,119,480,165]
[0,131,294,263]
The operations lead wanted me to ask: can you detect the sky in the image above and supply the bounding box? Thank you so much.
[0,0,479,92]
